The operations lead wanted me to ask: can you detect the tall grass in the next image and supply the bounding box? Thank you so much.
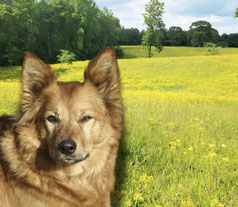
[0,46,238,206]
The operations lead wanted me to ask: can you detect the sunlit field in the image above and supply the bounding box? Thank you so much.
[0,46,238,206]
[122,45,238,59]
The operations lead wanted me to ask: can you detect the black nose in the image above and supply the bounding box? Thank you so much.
[58,140,76,155]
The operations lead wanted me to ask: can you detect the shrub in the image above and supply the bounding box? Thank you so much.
[57,50,76,69]
[203,42,220,55]
[113,46,124,58]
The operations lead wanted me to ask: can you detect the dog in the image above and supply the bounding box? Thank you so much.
[0,48,122,207]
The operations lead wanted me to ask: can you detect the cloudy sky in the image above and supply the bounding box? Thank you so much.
[94,0,238,34]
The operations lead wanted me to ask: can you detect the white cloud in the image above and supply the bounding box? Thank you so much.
[108,0,148,29]
[164,8,238,34]
[94,0,238,34]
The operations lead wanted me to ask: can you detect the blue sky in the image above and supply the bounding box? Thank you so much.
[94,0,238,34]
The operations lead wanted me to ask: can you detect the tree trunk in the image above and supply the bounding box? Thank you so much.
[148,45,152,58]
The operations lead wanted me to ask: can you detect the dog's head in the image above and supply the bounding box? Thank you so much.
[19,49,122,165]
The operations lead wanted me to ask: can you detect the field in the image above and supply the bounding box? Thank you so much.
[0,46,238,206]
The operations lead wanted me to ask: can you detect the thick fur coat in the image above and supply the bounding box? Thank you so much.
[0,48,122,207]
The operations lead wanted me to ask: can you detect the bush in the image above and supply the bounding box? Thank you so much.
[203,42,220,55]
[113,46,124,58]
[57,50,76,69]
[217,41,228,48]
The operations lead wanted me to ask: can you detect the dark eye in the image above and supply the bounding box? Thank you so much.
[80,116,92,123]
[47,115,58,123]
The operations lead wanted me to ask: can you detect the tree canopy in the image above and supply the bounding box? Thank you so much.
[0,0,121,66]
[165,26,187,46]
[187,20,220,47]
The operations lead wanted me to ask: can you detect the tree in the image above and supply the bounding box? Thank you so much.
[226,34,238,47]
[57,49,76,70]
[235,8,238,17]
[0,0,122,66]
[118,27,142,45]
[188,20,220,47]
[166,26,187,46]
[142,0,165,57]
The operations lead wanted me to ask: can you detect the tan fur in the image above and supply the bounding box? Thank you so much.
[0,48,122,207]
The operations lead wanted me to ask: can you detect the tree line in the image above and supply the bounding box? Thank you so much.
[119,21,238,48]
[1,0,238,66]
[0,0,121,66]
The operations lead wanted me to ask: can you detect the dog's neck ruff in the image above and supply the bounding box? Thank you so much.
[0,126,100,205]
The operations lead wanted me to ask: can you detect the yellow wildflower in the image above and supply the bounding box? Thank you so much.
[188,146,193,152]
[168,122,174,126]
[181,200,194,207]
[148,175,153,180]
[205,152,217,159]
[140,173,152,182]
[170,141,176,145]
[210,198,224,207]
[222,157,230,162]
[125,200,132,206]
[162,130,167,134]
[208,144,216,148]
[176,139,181,146]
[210,198,218,206]
[133,193,144,201]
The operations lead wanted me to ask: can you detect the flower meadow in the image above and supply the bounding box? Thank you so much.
[0,46,238,206]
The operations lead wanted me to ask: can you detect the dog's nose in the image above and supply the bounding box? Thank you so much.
[58,140,76,155]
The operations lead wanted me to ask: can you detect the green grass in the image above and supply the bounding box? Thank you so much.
[1,46,238,207]
[121,45,238,59]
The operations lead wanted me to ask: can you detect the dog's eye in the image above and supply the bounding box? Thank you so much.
[47,115,58,123]
[80,116,92,123]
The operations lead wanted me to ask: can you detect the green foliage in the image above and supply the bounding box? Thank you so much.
[119,27,143,45]
[165,26,187,46]
[0,0,121,66]
[203,42,220,55]
[188,20,220,47]
[57,50,76,64]
[235,8,238,17]
[220,33,238,47]
[57,50,76,69]
[142,0,165,57]
[112,46,124,59]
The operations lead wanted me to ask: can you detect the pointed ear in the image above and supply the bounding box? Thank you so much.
[84,48,120,94]
[21,53,56,99]
[20,53,57,119]
[84,48,122,129]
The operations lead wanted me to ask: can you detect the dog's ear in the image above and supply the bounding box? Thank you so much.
[19,53,57,123]
[21,53,56,100]
[84,48,122,129]
[84,48,120,94]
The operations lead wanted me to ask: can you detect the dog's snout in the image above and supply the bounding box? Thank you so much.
[58,140,76,155]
